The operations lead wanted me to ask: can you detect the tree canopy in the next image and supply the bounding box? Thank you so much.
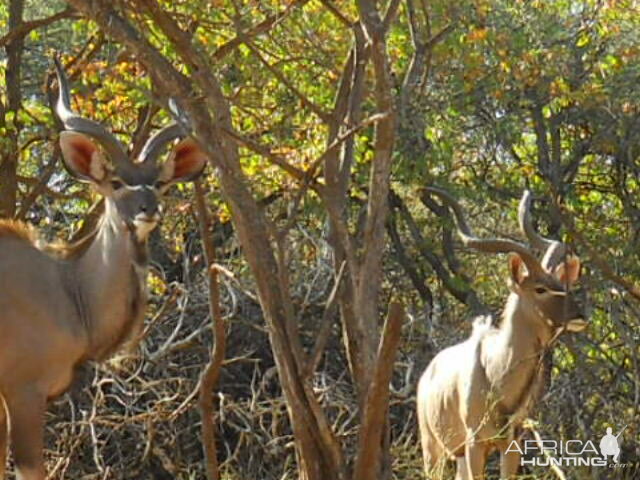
[0,1,638,479]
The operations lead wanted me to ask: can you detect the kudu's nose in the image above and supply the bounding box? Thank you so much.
[139,204,152,216]
[565,301,588,331]
[138,194,161,220]
[140,204,161,220]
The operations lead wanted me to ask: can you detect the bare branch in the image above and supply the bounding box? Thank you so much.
[553,200,640,301]
[216,126,309,182]
[194,181,226,480]
[319,0,355,28]
[244,41,333,123]
[212,0,312,61]
[352,301,405,480]
[0,7,76,48]
[383,0,402,33]
[306,261,346,377]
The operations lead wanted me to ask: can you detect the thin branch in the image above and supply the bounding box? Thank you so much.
[553,199,640,301]
[319,0,355,28]
[194,181,226,480]
[392,190,487,313]
[383,0,402,32]
[16,150,61,219]
[215,126,308,181]
[424,22,455,50]
[306,261,346,377]
[387,209,433,307]
[220,112,388,192]
[212,0,312,61]
[244,41,333,123]
[0,7,76,48]
[523,421,568,480]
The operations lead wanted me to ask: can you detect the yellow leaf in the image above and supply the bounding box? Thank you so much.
[468,27,489,42]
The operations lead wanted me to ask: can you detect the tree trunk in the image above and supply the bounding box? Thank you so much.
[0,0,24,218]
[64,3,346,479]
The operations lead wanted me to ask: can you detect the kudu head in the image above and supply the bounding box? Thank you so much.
[426,187,588,334]
[53,58,206,240]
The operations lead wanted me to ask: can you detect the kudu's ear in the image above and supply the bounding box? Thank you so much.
[159,138,207,184]
[59,131,108,183]
[554,256,581,286]
[508,254,528,286]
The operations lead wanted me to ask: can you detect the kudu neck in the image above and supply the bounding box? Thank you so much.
[501,293,555,349]
[99,199,149,265]
[483,293,552,416]
[73,198,149,360]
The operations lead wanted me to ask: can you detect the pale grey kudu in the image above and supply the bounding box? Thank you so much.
[417,188,588,480]
[0,59,207,480]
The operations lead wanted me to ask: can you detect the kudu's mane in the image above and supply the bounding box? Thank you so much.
[0,218,97,260]
[0,219,38,243]
[45,230,98,259]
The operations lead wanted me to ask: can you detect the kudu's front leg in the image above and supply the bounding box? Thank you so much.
[464,438,487,480]
[454,456,468,480]
[498,439,521,479]
[5,390,46,480]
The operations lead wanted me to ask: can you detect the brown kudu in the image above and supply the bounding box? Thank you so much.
[0,59,206,479]
[417,188,588,480]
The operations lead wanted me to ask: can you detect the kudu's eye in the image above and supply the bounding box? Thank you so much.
[110,179,125,190]
[534,286,547,295]
[154,180,167,190]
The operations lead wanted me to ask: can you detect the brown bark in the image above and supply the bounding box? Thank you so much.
[322,24,369,397]
[212,0,311,61]
[352,302,404,480]
[66,2,345,479]
[318,3,403,479]
[15,148,60,220]
[194,181,225,480]
[388,189,488,314]
[352,0,398,395]
[65,2,406,479]
[386,211,433,308]
[0,6,75,48]
[0,0,24,218]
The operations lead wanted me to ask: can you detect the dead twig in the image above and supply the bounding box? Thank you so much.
[194,180,226,480]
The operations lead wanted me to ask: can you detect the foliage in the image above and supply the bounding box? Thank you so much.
[0,0,639,479]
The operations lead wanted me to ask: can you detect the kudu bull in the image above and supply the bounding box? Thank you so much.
[0,60,206,479]
[417,188,588,480]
